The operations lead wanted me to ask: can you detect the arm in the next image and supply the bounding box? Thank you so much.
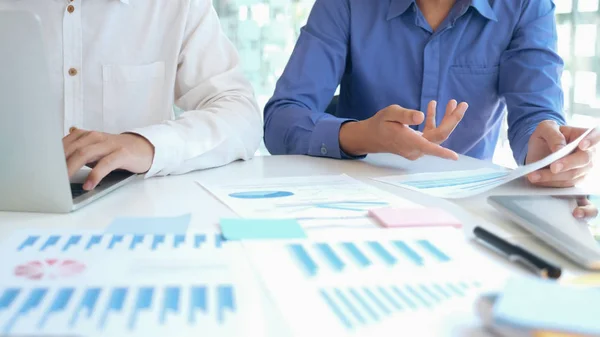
[263,0,353,158]
[131,0,262,177]
[500,0,566,165]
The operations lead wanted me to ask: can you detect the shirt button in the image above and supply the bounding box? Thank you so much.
[320,144,328,155]
[67,5,75,13]
[68,68,78,76]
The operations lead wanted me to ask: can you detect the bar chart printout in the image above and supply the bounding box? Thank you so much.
[0,285,239,335]
[245,230,507,336]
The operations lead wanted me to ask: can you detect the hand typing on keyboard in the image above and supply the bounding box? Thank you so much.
[63,128,154,191]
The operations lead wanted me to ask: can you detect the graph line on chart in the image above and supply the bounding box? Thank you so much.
[0,285,238,334]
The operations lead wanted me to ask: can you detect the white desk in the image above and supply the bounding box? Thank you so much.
[0,154,596,336]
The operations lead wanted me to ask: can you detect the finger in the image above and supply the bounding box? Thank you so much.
[84,150,125,190]
[579,127,600,151]
[62,128,88,150]
[433,102,468,142]
[400,130,458,160]
[445,99,458,116]
[382,105,425,125]
[528,175,586,188]
[536,121,567,153]
[573,201,599,219]
[65,131,107,159]
[550,149,592,173]
[66,142,115,178]
[528,166,589,184]
[425,100,437,130]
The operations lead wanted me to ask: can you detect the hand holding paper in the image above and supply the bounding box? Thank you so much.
[527,122,599,188]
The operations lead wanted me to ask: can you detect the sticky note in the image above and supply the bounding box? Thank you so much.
[493,277,600,336]
[105,214,191,235]
[369,207,462,228]
[220,219,307,240]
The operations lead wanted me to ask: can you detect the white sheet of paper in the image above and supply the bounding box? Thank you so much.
[0,229,265,337]
[374,127,595,199]
[201,175,419,229]
[242,228,512,337]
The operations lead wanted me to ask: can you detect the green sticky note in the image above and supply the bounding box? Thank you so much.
[220,219,307,240]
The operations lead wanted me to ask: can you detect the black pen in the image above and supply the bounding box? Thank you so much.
[473,226,562,279]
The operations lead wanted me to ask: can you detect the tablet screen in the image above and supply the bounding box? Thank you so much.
[489,195,600,262]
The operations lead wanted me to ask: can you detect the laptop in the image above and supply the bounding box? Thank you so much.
[0,11,137,213]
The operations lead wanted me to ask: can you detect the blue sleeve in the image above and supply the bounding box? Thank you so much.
[500,0,567,165]
[263,0,356,158]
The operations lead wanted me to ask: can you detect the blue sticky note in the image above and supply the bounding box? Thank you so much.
[106,214,191,235]
[493,277,600,335]
[220,219,307,240]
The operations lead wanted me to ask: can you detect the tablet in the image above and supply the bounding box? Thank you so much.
[488,195,600,270]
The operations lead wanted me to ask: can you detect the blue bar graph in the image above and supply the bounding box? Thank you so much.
[189,286,207,323]
[129,287,154,329]
[152,235,166,250]
[289,244,319,277]
[70,288,101,327]
[315,243,345,271]
[320,290,352,329]
[85,235,103,250]
[377,287,402,311]
[40,236,60,251]
[433,283,451,299]
[173,235,186,248]
[392,241,424,266]
[459,281,470,290]
[160,287,180,324]
[363,287,391,316]
[405,285,431,308]
[391,286,417,310]
[99,288,128,328]
[194,234,206,249]
[63,236,82,251]
[340,242,371,268]
[446,283,465,297]
[215,234,223,248]
[333,288,366,324]
[419,285,441,304]
[0,288,20,311]
[39,288,74,328]
[348,288,379,321]
[367,242,397,266]
[4,288,48,334]
[107,235,124,250]
[130,235,145,250]
[417,240,451,262]
[217,285,236,324]
[17,236,39,251]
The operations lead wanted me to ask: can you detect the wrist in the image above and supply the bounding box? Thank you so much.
[339,121,370,156]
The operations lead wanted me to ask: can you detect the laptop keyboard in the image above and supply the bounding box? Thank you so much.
[70,183,89,198]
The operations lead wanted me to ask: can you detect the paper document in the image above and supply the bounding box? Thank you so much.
[243,228,511,337]
[201,175,419,229]
[0,229,265,337]
[374,127,595,199]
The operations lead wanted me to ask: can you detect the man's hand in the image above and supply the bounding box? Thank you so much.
[339,100,468,160]
[63,128,155,190]
[526,121,599,187]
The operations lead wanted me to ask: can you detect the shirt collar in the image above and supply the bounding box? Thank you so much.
[386,0,498,22]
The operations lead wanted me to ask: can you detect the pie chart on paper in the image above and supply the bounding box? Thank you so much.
[14,259,86,280]
[228,191,294,199]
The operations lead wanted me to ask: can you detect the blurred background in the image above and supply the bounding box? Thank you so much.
[213,0,600,167]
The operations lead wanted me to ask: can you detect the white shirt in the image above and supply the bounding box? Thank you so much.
[0,0,263,177]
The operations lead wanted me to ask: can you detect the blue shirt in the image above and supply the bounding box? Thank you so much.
[264,0,566,164]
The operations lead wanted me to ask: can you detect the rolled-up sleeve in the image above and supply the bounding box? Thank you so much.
[263,0,354,158]
[500,0,567,165]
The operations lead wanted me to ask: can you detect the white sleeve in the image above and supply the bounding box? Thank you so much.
[130,0,262,177]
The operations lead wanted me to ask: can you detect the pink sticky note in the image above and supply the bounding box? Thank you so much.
[369,207,462,228]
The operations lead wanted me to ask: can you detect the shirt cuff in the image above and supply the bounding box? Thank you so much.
[127,123,184,178]
[308,118,365,159]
